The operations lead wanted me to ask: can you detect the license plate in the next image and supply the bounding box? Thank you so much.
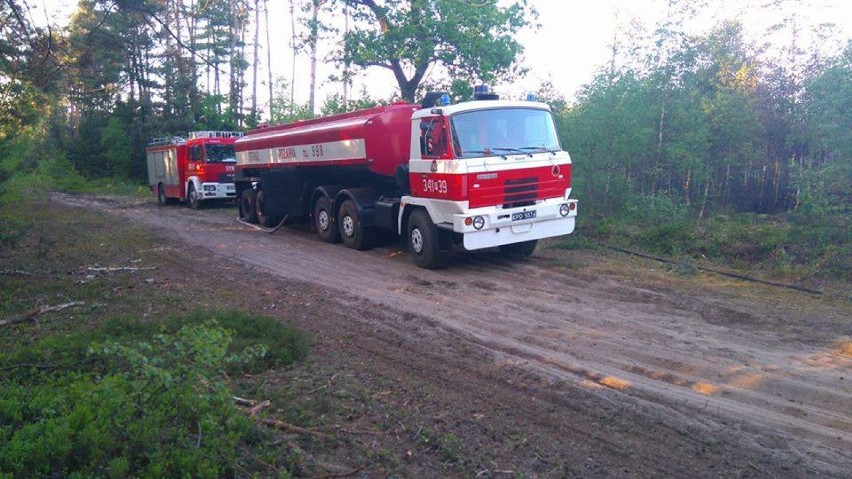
[511,210,536,221]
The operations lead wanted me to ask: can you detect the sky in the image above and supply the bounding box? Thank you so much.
[31,0,852,112]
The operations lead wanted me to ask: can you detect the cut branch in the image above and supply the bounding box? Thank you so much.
[87,266,157,272]
[259,418,330,439]
[0,301,85,327]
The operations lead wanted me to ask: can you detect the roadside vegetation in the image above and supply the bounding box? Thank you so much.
[0,193,311,477]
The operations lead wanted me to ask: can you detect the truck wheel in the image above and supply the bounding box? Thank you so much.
[499,239,538,258]
[338,199,375,251]
[314,196,340,243]
[157,183,168,206]
[240,189,258,223]
[187,184,201,209]
[255,190,280,228]
[407,209,449,269]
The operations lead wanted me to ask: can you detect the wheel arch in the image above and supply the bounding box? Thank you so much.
[334,187,379,228]
[185,176,202,200]
[310,185,343,215]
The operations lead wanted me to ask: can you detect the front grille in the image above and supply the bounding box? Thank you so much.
[219,173,235,183]
[503,177,537,208]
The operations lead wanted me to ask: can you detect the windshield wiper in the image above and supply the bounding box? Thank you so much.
[519,146,558,155]
[492,147,525,154]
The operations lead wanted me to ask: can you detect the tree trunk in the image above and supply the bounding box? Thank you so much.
[265,0,273,120]
[308,0,321,113]
[289,0,297,115]
[251,0,260,125]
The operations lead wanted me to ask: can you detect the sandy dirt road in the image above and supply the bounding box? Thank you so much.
[55,193,851,476]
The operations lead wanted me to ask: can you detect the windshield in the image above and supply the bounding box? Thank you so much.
[205,144,236,163]
[450,108,560,159]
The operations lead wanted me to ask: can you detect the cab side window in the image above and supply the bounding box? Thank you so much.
[419,118,446,159]
[189,145,203,161]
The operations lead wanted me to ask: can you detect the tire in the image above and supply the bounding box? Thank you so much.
[187,183,201,209]
[499,239,538,258]
[337,199,375,250]
[240,189,258,223]
[255,189,279,228]
[314,196,339,243]
[157,183,168,206]
[407,208,449,269]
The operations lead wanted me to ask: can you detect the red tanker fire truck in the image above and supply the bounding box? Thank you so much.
[234,88,578,268]
[146,130,243,208]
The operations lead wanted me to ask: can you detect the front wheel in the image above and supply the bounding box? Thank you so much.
[407,209,449,269]
[187,184,201,209]
[338,200,375,250]
[499,239,538,258]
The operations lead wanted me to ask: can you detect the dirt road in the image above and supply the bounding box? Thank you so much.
[55,193,851,476]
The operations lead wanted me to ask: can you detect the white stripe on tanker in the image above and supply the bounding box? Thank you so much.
[236,139,367,166]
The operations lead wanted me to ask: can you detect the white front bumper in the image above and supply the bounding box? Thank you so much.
[453,198,578,251]
[201,182,236,199]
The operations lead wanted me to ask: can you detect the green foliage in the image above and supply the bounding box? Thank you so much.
[100,116,133,177]
[341,0,533,100]
[0,312,309,477]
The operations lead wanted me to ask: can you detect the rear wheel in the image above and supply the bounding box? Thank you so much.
[240,189,258,223]
[407,209,449,269]
[157,183,168,206]
[255,189,280,227]
[314,196,339,243]
[187,184,201,209]
[338,199,375,250]
[499,239,538,258]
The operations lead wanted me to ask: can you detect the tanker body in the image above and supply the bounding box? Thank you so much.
[234,90,578,268]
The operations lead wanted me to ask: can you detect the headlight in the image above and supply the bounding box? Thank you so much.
[560,204,570,217]
[203,184,216,191]
[472,216,485,230]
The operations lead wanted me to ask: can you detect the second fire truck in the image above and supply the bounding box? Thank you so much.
[146,130,243,208]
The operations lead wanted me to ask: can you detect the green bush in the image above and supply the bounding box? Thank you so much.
[0,313,309,477]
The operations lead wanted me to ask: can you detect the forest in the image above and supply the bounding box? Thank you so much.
[1,0,850,280]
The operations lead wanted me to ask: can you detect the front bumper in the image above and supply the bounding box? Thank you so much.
[201,182,236,199]
[453,198,578,251]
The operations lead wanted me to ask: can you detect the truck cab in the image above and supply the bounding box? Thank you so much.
[401,100,577,265]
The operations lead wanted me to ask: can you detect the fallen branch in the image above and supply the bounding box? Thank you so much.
[0,270,34,276]
[87,266,157,273]
[0,301,85,327]
[606,246,822,295]
[260,418,330,439]
[308,464,366,479]
[233,396,257,407]
[248,400,271,416]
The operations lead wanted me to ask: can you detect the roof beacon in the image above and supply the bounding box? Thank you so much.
[473,84,500,101]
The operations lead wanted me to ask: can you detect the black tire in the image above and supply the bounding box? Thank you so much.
[407,208,449,269]
[187,183,201,209]
[314,196,340,243]
[255,189,279,228]
[337,199,375,250]
[157,183,168,206]
[499,239,538,258]
[240,189,258,223]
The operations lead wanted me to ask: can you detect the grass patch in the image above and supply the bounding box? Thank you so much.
[0,197,312,477]
[0,316,305,477]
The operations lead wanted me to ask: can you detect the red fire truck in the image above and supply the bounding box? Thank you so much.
[234,88,578,268]
[146,131,243,208]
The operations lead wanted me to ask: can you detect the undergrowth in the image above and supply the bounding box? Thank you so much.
[0,312,308,478]
[556,193,851,282]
